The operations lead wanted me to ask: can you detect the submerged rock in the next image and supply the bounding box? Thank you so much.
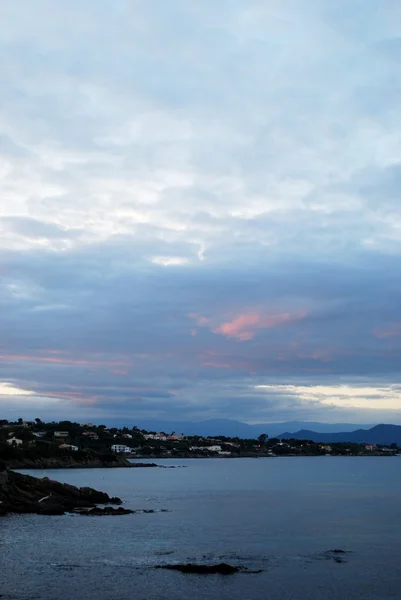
[155,563,253,575]
[323,549,350,564]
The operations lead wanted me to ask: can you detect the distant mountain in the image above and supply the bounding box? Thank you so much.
[277,424,401,446]
[93,418,374,439]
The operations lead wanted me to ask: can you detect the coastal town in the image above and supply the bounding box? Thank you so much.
[0,418,398,467]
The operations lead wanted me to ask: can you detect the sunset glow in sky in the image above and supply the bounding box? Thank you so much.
[1,1,401,424]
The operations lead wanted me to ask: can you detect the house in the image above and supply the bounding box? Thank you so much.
[111,444,132,453]
[82,431,98,439]
[54,431,69,438]
[59,444,79,452]
[6,437,23,446]
[190,445,222,453]
[33,431,47,438]
[122,433,133,439]
[320,445,332,453]
[143,434,167,441]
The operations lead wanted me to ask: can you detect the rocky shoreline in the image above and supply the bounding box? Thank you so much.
[5,456,158,469]
[0,461,133,516]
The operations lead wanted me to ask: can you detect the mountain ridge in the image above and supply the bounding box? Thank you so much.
[277,424,401,445]
[92,418,375,438]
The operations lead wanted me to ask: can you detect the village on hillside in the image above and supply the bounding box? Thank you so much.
[0,418,398,465]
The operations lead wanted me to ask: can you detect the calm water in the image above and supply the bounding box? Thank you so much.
[2,457,401,600]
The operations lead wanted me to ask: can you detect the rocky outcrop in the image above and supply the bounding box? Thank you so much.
[0,461,129,516]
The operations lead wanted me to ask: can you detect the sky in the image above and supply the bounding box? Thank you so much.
[1,0,401,425]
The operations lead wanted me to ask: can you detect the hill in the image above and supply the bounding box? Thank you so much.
[277,424,401,446]
[96,418,373,438]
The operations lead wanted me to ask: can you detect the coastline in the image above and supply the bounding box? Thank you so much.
[5,457,158,470]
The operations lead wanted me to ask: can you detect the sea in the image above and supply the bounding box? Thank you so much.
[1,457,401,600]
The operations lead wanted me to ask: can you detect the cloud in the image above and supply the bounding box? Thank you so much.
[255,383,401,412]
[0,382,34,396]
[0,0,401,423]
[213,311,307,341]
[150,256,190,266]
[0,216,82,240]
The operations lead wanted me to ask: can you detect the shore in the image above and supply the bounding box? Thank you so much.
[0,461,131,516]
[5,456,158,470]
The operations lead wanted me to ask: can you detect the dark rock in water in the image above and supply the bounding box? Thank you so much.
[109,496,123,505]
[155,563,241,575]
[74,506,134,516]
[323,549,350,564]
[0,462,129,516]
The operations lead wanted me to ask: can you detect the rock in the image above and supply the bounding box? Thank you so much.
[155,563,241,575]
[323,550,350,564]
[0,464,130,517]
[80,506,134,516]
[36,504,66,516]
[109,496,123,505]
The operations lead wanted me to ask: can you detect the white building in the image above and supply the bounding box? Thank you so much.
[6,437,23,446]
[59,444,79,452]
[111,444,132,453]
[190,445,222,452]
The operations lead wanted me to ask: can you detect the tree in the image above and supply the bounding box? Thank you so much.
[258,433,268,445]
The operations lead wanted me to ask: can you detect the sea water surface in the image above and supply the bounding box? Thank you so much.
[1,457,401,600]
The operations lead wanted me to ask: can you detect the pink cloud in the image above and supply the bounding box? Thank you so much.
[188,313,210,327]
[213,311,307,341]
